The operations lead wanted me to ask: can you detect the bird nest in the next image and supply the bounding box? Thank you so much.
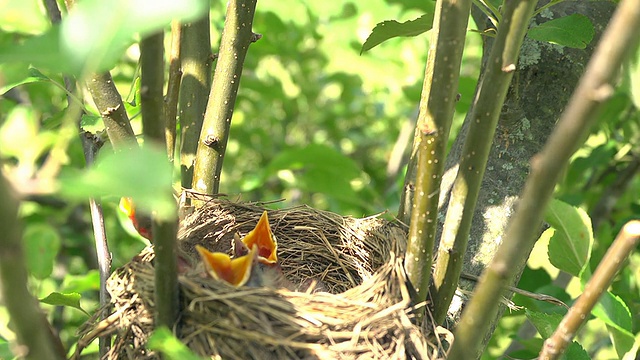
[75,199,449,359]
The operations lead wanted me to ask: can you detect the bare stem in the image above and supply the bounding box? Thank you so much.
[152,218,179,328]
[403,0,472,307]
[179,10,212,188]
[165,21,182,163]
[430,0,536,325]
[192,0,259,195]
[540,220,640,359]
[140,31,166,144]
[450,0,640,357]
[0,174,66,360]
[86,72,137,150]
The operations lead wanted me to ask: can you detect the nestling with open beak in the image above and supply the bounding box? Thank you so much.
[197,211,296,289]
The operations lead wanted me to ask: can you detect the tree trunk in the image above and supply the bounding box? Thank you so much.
[440,1,615,354]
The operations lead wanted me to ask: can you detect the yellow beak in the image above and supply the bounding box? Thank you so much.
[241,211,278,265]
[196,244,258,287]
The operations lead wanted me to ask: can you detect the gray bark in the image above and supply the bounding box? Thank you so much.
[438,0,615,353]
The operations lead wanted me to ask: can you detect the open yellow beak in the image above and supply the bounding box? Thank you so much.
[241,211,278,264]
[196,244,258,287]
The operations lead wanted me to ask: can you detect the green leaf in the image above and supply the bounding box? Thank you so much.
[40,292,89,316]
[59,146,176,221]
[0,0,208,74]
[0,0,50,35]
[24,224,61,279]
[526,310,590,360]
[590,291,635,357]
[62,271,101,293]
[147,327,202,360]
[526,309,562,338]
[545,199,593,277]
[0,336,16,360]
[60,0,208,73]
[527,14,594,49]
[361,12,435,54]
[0,66,52,95]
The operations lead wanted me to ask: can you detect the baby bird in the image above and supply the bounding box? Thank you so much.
[197,211,291,288]
[196,244,258,287]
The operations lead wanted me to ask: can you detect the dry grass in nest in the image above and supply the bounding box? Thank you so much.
[75,199,449,359]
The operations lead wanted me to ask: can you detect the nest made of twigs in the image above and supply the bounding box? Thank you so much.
[75,199,449,359]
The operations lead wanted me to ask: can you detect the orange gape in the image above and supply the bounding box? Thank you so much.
[240,211,278,264]
[197,244,258,286]
[197,211,281,287]
[119,197,152,240]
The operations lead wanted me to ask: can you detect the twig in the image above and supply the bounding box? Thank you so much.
[460,273,567,308]
[165,20,182,163]
[0,175,66,360]
[191,0,259,195]
[539,220,640,359]
[449,0,640,358]
[140,31,166,144]
[402,0,472,313]
[178,11,212,188]
[85,72,138,150]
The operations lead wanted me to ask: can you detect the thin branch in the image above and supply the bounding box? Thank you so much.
[403,0,472,308]
[191,0,259,195]
[140,31,166,144]
[86,72,138,150]
[152,218,179,328]
[449,0,640,358]
[165,20,182,163]
[43,1,112,354]
[79,132,111,357]
[0,174,66,360]
[179,10,212,188]
[540,220,640,359]
[140,30,182,328]
[430,0,536,325]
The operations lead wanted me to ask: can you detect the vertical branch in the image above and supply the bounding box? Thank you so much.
[179,10,212,188]
[0,175,65,360]
[152,219,179,328]
[449,0,640,357]
[191,0,258,195]
[430,0,536,323]
[540,220,640,360]
[403,0,472,306]
[43,0,112,354]
[86,72,138,150]
[140,31,166,144]
[140,31,181,329]
[165,21,182,163]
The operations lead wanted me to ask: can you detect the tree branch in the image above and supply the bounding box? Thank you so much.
[540,220,640,359]
[86,72,137,150]
[192,0,258,195]
[165,21,182,163]
[402,0,472,309]
[179,10,212,188]
[140,31,166,144]
[449,0,640,357]
[0,174,66,360]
